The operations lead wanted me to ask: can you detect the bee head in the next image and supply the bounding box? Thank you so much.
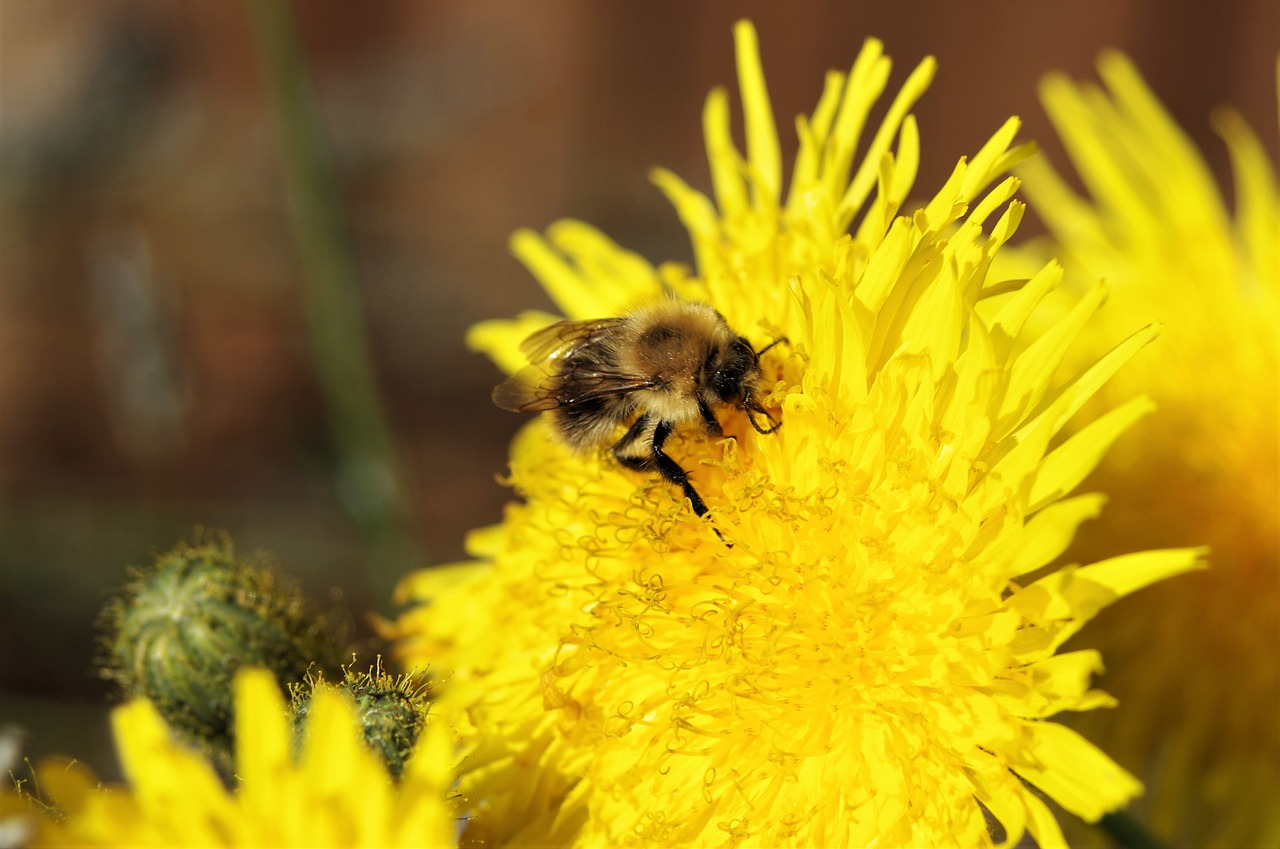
[705,337,761,406]
[723,334,787,435]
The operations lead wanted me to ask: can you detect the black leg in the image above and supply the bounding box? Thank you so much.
[649,421,709,518]
[697,399,723,436]
[612,416,726,542]
[612,414,656,470]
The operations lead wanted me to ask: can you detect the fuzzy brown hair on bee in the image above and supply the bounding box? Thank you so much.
[493,301,784,526]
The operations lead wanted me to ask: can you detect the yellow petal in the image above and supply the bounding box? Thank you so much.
[1029,394,1155,510]
[233,669,291,812]
[1014,720,1142,821]
[1076,547,1209,599]
[999,493,1108,577]
[733,20,781,205]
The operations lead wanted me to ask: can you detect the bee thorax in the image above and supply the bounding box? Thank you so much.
[635,388,701,426]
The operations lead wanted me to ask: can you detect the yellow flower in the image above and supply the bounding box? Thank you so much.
[389,22,1203,848]
[1,727,43,848]
[25,669,457,848]
[1015,54,1280,848]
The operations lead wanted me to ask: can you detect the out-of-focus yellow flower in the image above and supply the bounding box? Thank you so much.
[21,669,458,848]
[0,726,41,848]
[1016,54,1280,849]
[389,22,1203,848]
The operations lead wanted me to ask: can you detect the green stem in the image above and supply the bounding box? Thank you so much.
[1098,810,1171,849]
[244,0,422,608]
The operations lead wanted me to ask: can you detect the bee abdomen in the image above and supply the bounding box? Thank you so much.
[553,393,630,450]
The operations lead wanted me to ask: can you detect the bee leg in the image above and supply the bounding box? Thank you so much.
[611,417,710,519]
[614,417,726,542]
[648,421,711,519]
[612,414,657,469]
[697,399,723,436]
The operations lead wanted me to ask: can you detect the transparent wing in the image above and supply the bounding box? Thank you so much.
[518,317,625,361]
[492,362,562,412]
[493,317,653,412]
[492,362,655,412]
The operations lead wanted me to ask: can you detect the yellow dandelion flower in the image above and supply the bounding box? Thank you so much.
[389,22,1203,848]
[1015,54,1280,848]
[26,668,458,848]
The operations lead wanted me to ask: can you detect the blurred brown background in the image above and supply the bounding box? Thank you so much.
[1,0,1275,780]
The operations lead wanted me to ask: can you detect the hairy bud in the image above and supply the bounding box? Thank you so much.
[292,663,432,779]
[99,535,346,775]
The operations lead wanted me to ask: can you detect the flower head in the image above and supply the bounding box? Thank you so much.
[1015,54,1280,847]
[25,668,457,847]
[390,22,1203,848]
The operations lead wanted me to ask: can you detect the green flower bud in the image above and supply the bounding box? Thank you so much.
[292,664,431,779]
[99,535,346,774]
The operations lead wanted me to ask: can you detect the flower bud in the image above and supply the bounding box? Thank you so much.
[99,536,346,773]
[292,664,431,779]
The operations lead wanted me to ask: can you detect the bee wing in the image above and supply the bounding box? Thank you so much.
[492,362,563,412]
[493,362,656,412]
[494,316,649,412]
[518,317,626,362]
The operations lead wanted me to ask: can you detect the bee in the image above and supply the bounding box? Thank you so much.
[493,301,784,524]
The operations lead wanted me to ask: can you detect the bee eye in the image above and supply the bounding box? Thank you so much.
[708,340,758,403]
[713,367,743,401]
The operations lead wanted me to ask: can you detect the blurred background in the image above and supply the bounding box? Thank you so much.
[1,0,1275,783]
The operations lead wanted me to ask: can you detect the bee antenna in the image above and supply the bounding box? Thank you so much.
[754,336,788,358]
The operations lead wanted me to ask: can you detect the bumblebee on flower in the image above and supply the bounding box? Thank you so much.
[493,299,785,528]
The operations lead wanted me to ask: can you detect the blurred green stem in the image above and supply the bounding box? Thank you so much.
[1098,810,1171,849]
[245,0,421,608]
